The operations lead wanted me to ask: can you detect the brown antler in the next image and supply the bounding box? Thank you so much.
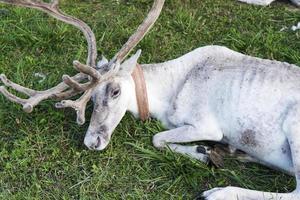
[54,0,165,123]
[0,0,165,125]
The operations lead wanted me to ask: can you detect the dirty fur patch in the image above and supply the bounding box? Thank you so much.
[240,129,258,147]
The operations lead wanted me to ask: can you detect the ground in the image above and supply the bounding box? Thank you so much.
[0,0,299,199]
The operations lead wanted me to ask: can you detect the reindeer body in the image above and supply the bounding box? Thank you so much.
[131,45,300,199]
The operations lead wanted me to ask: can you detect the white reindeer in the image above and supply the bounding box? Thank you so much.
[239,0,300,6]
[1,0,300,200]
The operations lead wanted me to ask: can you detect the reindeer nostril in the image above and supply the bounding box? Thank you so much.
[94,136,101,149]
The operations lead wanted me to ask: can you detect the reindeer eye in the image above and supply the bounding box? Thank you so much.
[111,88,121,98]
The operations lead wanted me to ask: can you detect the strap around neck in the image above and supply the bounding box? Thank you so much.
[131,64,150,121]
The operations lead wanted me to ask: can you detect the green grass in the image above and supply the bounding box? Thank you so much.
[0,0,299,199]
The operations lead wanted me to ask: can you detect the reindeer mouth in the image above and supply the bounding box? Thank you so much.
[85,135,102,150]
[84,133,111,151]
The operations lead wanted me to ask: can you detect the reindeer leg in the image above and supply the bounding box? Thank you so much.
[167,144,211,164]
[152,124,223,163]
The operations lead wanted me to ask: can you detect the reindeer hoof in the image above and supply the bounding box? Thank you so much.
[196,145,210,154]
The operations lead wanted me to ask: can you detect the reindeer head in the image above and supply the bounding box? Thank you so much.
[84,50,142,150]
[0,0,164,150]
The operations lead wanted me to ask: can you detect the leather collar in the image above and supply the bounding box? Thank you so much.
[131,64,150,121]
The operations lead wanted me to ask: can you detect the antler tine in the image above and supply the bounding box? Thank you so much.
[51,0,59,8]
[62,61,101,91]
[112,0,165,64]
[55,89,93,125]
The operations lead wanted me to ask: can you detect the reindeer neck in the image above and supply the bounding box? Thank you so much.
[128,49,205,127]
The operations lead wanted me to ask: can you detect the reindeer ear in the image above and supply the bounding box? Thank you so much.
[117,49,142,77]
[97,55,109,69]
[96,55,110,74]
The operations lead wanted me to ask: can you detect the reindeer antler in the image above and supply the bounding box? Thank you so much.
[0,0,165,125]
[54,0,165,124]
